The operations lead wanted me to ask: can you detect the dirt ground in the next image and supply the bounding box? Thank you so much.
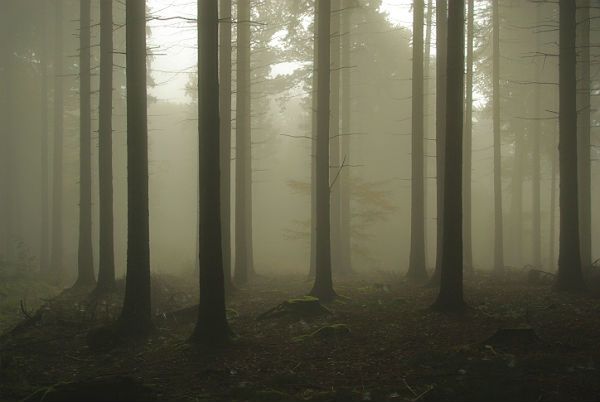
[1,271,600,402]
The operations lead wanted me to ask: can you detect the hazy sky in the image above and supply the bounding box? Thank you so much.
[147,0,414,103]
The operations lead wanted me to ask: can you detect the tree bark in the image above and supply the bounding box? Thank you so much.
[407,0,428,283]
[234,0,253,285]
[576,0,591,270]
[96,0,116,293]
[191,0,231,345]
[119,0,153,336]
[432,0,465,312]
[50,0,64,282]
[219,0,235,292]
[463,0,474,273]
[40,1,50,274]
[427,0,446,287]
[555,0,584,291]
[330,0,342,275]
[310,0,336,302]
[492,0,504,273]
[309,1,318,278]
[531,3,542,269]
[339,0,353,275]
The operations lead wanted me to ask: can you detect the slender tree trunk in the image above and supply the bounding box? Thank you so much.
[191,0,230,345]
[432,0,465,312]
[427,0,446,287]
[339,0,353,275]
[309,1,318,278]
[74,0,95,288]
[310,0,336,302]
[549,134,557,270]
[96,0,116,293]
[234,0,252,285]
[0,5,10,260]
[463,0,474,273]
[407,0,428,283]
[40,1,50,273]
[510,131,524,267]
[556,0,584,291]
[531,3,542,269]
[219,0,235,292]
[577,0,591,270]
[50,0,64,282]
[119,0,153,336]
[330,0,342,275]
[492,0,504,273]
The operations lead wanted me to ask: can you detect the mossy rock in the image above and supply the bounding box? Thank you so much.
[257,296,331,321]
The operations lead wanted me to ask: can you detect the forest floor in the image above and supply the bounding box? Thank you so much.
[1,270,600,402]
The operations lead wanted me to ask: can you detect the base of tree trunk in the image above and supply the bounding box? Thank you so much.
[430,297,466,313]
[309,286,337,303]
[189,321,232,346]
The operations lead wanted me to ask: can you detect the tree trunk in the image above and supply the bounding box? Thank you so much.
[339,0,353,275]
[0,4,10,261]
[40,1,50,274]
[407,0,428,284]
[510,131,524,267]
[234,0,253,285]
[310,0,336,302]
[463,0,474,273]
[219,0,235,292]
[191,0,230,345]
[119,0,153,336]
[576,0,591,271]
[96,0,116,293]
[427,0,446,287]
[549,135,557,270]
[330,0,342,275]
[74,0,96,288]
[531,3,542,269]
[492,0,504,273]
[555,0,584,291]
[432,0,465,312]
[309,1,318,278]
[50,0,64,282]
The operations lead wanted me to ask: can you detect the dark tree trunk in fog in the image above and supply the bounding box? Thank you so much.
[219,0,235,292]
[191,0,231,345]
[234,0,254,285]
[407,0,428,284]
[40,2,50,274]
[463,0,473,273]
[492,0,504,273]
[330,0,342,275]
[432,0,465,312]
[310,0,336,302]
[576,0,591,270]
[50,0,64,281]
[427,0,446,287]
[309,2,318,278]
[74,0,96,288]
[549,136,557,269]
[531,3,542,269]
[118,0,153,336]
[555,0,584,291]
[96,0,116,293]
[339,0,353,275]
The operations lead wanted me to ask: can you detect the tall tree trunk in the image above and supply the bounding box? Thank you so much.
[75,0,96,288]
[50,0,64,282]
[119,0,153,336]
[510,131,524,267]
[96,0,116,293]
[219,0,235,292]
[432,0,465,311]
[234,0,253,285]
[309,1,318,278]
[0,4,10,261]
[40,1,50,274]
[549,135,557,269]
[531,3,542,268]
[556,0,584,291]
[492,0,504,273]
[577,0,591,270]
[310,0,336,302]
[427,0,446,287]
[330,0,342,275]
[463,0,474,273]
[339,0,353,275]
[407,0,428,283]
[191,0,230,345]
